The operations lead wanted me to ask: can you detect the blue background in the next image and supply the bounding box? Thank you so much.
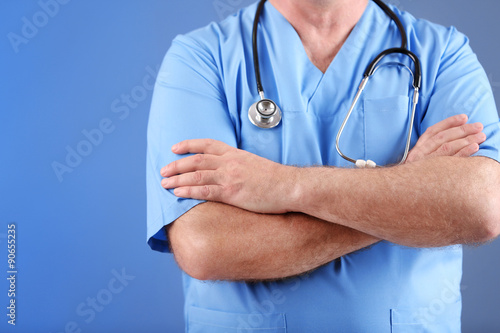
[1,0,499,332]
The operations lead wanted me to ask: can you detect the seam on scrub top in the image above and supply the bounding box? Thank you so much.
[156,81,226,104]
[171,37,226,97]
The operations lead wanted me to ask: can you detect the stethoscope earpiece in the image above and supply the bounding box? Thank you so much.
[248,98,282,129]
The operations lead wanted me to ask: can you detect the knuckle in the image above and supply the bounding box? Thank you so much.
[182,187,191,197]
[201,185,211,197]
[412,140,424,150]
[416,134,428,143]
[193,154,204,165]
[457,144,476,157]
[425,128,436,137]
[434,132,446,143]
[466,135,477,144]
[224,183,234,194]
[168,176,177,187]
[424,125,437,136]
[459,124,469,134]
[456,148,470,157]
[223,184,237,198]
[193,171,203,184]
[407,151,422,163]
[439,142,453,155]
[171,160,178,172]
[226,159,239,172]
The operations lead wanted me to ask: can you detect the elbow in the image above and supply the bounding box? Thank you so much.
[473,161,500,243]
[476,195,500,243]
[179,257,215,282]
[475,213,500,244]
[177,244,217,281]
[485,222,500,243]
[167,222,219,281]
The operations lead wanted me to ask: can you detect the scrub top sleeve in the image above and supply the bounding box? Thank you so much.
[147,34,238,253]
[419,27,500,163]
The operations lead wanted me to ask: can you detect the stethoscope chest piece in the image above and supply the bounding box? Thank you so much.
[248,99,282,128]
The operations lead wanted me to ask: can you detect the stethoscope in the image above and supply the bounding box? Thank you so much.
[248,0,422,168]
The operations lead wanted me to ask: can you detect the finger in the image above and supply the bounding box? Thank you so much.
[172,139,234,156]
[454,143,480,157]
[431,132,486,157]
[427,122,483,148]
[416,122,483,156]
[161,170,219,189]
[173,185,223,201]
[406,131,485,163]
[161,153,218,177]
[405,149,423,164]
[419,114,468,143]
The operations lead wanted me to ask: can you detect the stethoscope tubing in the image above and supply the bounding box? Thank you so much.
[249,0,422,167]
[252,0,267,97]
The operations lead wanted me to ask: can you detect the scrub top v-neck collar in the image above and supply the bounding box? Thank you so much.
[261,1,378,111]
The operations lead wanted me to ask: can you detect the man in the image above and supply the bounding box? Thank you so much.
[147,0,500,331]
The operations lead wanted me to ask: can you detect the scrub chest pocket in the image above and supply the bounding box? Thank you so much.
[187,306,287,333]
[364,95,411,166]
[390,305,462,333]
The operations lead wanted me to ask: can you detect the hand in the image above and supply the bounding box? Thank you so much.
[160,139,295,214]
[406,114,486,163]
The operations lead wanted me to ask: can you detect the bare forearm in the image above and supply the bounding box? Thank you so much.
[294,156,500,247]
[162,129,499,270]
[168,202,379,281]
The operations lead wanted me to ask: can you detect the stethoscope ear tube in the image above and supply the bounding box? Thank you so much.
[372,0,407,49]
[252,0,267,96]
[364,48,422,89]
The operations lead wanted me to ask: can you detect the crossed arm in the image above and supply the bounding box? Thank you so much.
[162,115,500,281]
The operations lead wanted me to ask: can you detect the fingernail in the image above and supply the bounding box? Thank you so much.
[161,178,170,188]
[474,122,483,130]
[172,144,179,152]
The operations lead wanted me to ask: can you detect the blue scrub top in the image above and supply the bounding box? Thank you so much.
[146,1,500,332]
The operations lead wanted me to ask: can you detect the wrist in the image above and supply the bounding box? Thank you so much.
[284,166,317,214]
[278,165,302,213]
[289,166,342,216]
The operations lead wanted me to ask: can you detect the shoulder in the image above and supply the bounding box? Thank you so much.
[387,4,470,58]
[385,4,480,95]
[167,3,257,64]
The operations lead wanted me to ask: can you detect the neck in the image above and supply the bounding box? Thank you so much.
[269,0,369,72]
